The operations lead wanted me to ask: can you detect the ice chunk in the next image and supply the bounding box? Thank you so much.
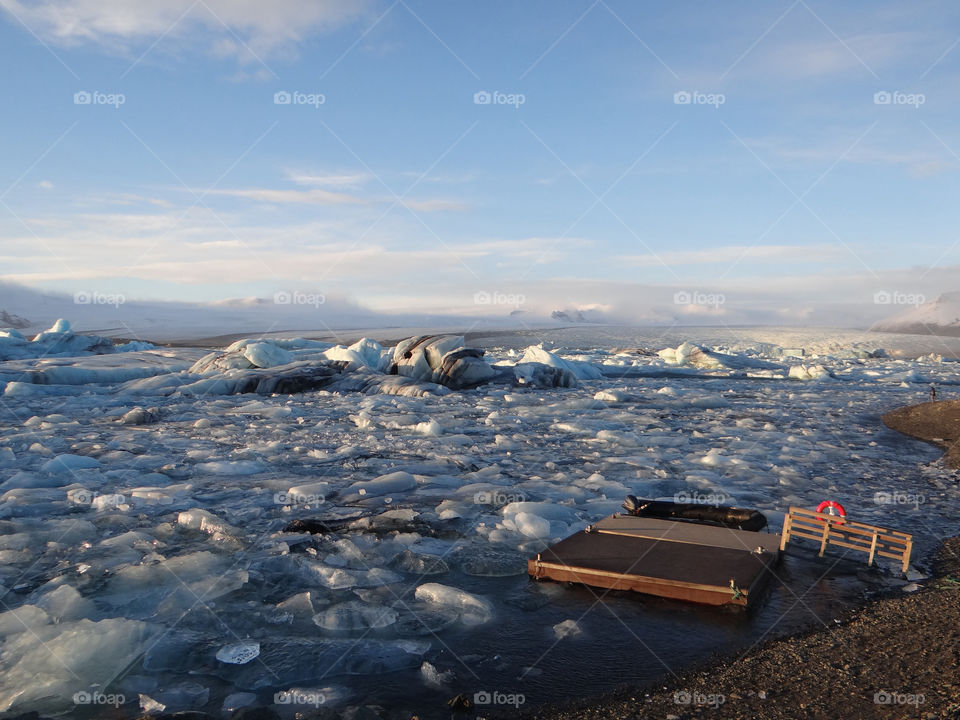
[502,501,578,525]
[0,618,160,713]
[512,512,551,539]
[0,605,51,636]
[421,660,454,688]
[120,406,159,425]
[216,641,260,665]
[313,601,398,631]
[553,619,583,639]
[243,341,293,368]
[414,583,493,626]
[177,508,238,537]
[35,584,96,622]
[788,364,833,381]
[42,454,100,473]
[392,550,450,576]
[520,345,603,380]
[345,471,416,499]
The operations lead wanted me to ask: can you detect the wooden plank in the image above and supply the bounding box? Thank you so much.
[592,514,782,554]
[529,560,752,607]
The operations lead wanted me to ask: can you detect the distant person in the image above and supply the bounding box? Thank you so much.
[930,384,937,402]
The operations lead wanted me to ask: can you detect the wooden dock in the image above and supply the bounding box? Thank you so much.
[529,514,782,607]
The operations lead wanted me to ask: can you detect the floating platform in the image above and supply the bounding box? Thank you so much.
[529,513,782,607]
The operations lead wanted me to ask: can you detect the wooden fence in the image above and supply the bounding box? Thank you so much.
[779,506,912,573]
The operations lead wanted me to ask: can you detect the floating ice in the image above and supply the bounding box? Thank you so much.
[243,341,293,369]
[553,619,583,640]
[0,618,160,713]
[314,601,399,631]
[421,660,454,688]
[344,471,416,500]
[216,641,260,665]
[42,454,100,473]
[414,583,493,626]
[520,345,602,380]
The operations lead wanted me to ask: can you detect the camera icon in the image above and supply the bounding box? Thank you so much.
[873,290,891,305]
[873,91,891,105]
[473,691,491,705]
[73,291,91,304]
[474,91,492,105]
[674,690,692,705]
[73,691,92,705]
[873,491,891,505]
[874,690,892,705]
[273,290,291,305]
[274,691,292,704]
[74,91,91,105]
[473,290,491,305]
[673,290,692,304]
[274,91,292,105]
[674,91,691,105]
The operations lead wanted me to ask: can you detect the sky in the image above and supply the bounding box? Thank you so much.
[1,0,959,326]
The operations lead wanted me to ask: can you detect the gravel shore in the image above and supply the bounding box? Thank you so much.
[523,537,959,720]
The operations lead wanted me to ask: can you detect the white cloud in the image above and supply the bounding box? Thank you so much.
[36,180,54,190]
[286,171,371,188]
[620,244,846,267]
[0,0,373,61]
[202,187,366,206]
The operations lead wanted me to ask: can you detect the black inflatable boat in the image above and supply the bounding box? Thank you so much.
[622,495,768,532]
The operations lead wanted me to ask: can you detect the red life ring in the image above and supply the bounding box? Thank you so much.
[816,500,846,518]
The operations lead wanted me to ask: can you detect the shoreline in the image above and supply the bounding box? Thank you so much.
[521,402,959,720]
[524,536,959,720]
[883,399,960,469]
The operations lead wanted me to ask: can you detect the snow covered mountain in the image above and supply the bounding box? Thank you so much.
[871,292,960,337]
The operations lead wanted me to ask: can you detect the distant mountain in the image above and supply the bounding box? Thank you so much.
[0,310,30,329]
[870,292,960,337]
[550,308,607,324]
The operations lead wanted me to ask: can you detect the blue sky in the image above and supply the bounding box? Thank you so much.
[1,0,959,324]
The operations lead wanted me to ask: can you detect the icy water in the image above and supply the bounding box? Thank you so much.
[0,326,958,718]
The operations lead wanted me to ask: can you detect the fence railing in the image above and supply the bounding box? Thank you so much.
[779,506,912,573]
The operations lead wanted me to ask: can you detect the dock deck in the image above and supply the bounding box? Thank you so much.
[529,514,782,607]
